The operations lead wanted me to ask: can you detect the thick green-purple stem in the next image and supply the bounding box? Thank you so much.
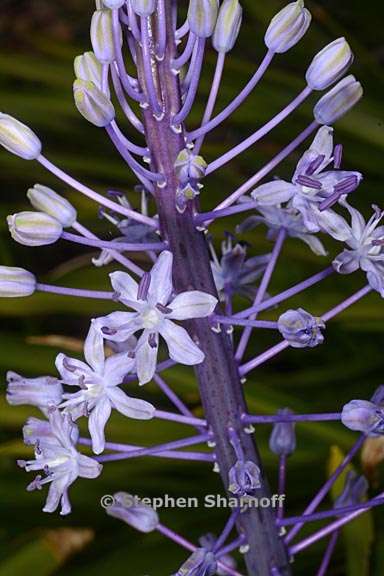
[135,4,290,575]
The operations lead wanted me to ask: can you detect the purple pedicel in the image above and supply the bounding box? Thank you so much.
[3,2,377,575]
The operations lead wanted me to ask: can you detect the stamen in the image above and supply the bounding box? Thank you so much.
[101,326,118,336]
[63,357,77,373]
[137,272,151,300]
[148,333,158,348]
[305,154,325,175]
[296,174,322,189]
[156,303,173,314]
[333,175,358,193]
[333,143,343,168]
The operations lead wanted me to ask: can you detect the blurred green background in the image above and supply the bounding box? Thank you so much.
[0,1,383,574]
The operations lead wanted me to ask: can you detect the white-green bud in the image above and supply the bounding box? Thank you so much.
[130,0,157,16]
[90,9,121,64]
[74,51,103,89]
[264,0,311,54]
[7,211,63,247]
[0,266,36,298]
[103,0,125,8]
[0,113,41,160]
[27,184,77,228]
[313,75,363,125]
[306,37,353,91]
[188,0,219,38]
[73,79,115,127]
[213,0,243,53]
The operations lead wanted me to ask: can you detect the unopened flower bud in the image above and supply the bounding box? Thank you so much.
[188,0,219,38]
[6,371,63,413]
[130,0,156,16]
[73,79,115,127]
[228,460,261,496]
[27,184,77,228]
[0,266,36,297]
[103,0,125,8]
[341,400,384,436]
[105,492,159,532]
[90,9,121,64]
[0,113,41,160]
[7,211,63,247]
[174,149,207,182]
[313,75,363,125]
[269,409,296,457]
[74,51,103,88]
[278,308,325,348]
[306,37,353,90]
[213,0,243,53]
[264,0,311,54]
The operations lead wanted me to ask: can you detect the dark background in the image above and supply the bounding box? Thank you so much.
[0,1,383,574]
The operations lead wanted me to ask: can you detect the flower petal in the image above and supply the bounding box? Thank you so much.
[136,332,158,385]
[108,387,155,420]
[88,397,112,454]
[333,249,360,274]
[316,209,352,241]
[55,353,93,385]
[251,180,296,206]
[168,290,217,320]
[159,319,205,365]
[84,321,105,374]
[93,311,143,342]
[147,251,173,305]
[104,352,135,385]
[78,453,103,479]
[296,233,327,256]
[109,270,139,307]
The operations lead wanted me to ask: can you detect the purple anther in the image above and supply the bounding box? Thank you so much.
[137,272,151,301]
[156,302,173,314]
[305,154,325,175]
[333,175,358,194]
[333,144,343,168]
[296,175,322,189]
[101,326,118,336]
[63,357,77,373]
[148,333,158,348]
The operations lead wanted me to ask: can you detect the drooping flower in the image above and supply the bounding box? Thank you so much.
[7,211,63,246]
[93,189,159,267]
[94,251,218,385]
[57,324,155,454]
[0,113,42,160]
[250,126,362,232]
[237,204,327,256]
[27,184,77,228]
[6,371,63,415]
[105,492,159,532]
[341,399,384,436]
[320,198,384,296]
[18,408,102,515]
[334,471,368,509]
[278,308,325,348]
[199,533,237,576]
[210,235,270,301]
[228,460,261,496]
[175,548,217,576]
[314,75,363,125]
[269,408,296,457]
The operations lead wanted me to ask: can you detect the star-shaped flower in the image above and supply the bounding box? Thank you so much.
[18,408,102,515]
[250,126,362,232]
[57,325,155,454]
[319,198,384,296]
[94,251,218,385]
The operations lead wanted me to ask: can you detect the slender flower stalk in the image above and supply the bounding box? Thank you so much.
[316,531,339,576]
[61,231,166,252]
[36,283,114,300]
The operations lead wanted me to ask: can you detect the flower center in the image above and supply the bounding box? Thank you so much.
[141,306,162,329]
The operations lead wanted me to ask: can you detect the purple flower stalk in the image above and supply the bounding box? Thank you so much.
[1,1,380,575]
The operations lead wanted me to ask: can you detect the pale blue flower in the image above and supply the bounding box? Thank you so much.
[335,471,368,509]
[341,399,384,436]
[94,251,218,385]
[6,371,63,415]
[278,308,325,348]
[237,204,327,256]
[57,324,155,454]
[18,408,102,515]
[269,408,296,456]
[210,235,270,301]
[250,126,362,232]
[320,198,384,296]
